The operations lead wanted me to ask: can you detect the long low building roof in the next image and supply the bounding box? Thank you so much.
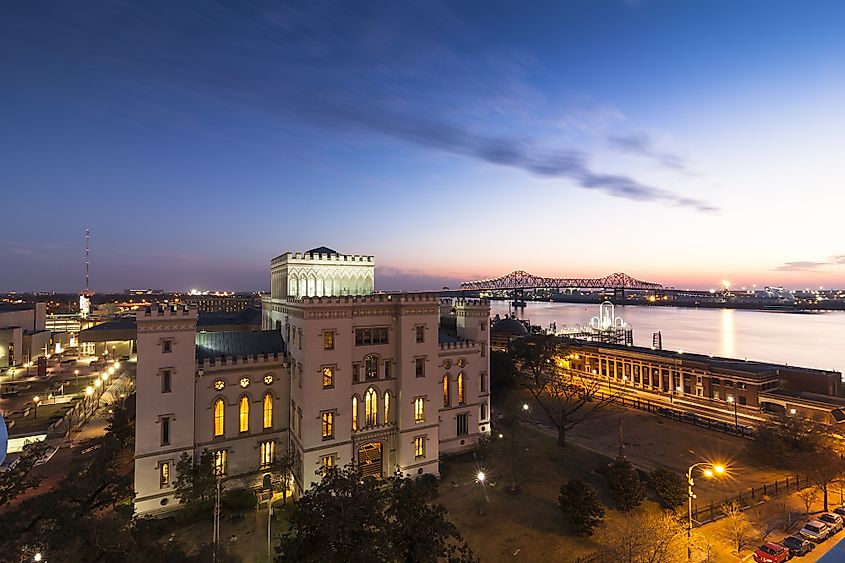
[563,338,839,378]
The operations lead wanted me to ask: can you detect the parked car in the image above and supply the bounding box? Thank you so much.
[89,360,100,366]
[832,505,845,518]
[655,407,674,417]
[799,520,830,542]
[752,542,789,563]
[781,535,815,557]
[818,512,844,533]
[681,411,700,423]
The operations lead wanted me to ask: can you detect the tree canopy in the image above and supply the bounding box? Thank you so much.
[277,466,476,563]
[606,458,645,512]
[558,479,605,536]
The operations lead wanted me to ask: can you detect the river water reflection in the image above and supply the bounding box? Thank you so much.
[490,301,845,373]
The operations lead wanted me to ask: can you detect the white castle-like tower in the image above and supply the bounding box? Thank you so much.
[270,246,374,299]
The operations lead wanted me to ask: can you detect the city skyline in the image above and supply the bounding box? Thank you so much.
[4,1,845,292]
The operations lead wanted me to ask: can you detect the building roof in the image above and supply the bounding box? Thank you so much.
[195,330,285,362]
[305,246,338,255]
[81,308,262,334]
[564,338,839,377]
[492,317,529,337]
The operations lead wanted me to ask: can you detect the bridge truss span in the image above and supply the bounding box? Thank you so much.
[458,270,664,291]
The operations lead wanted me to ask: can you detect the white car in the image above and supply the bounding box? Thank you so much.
[800,520,830,542]
[818,512,844,533]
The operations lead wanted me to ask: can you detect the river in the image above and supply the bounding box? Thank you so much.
[489,301,845,374]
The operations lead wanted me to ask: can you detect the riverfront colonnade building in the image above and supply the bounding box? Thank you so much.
[134,246,491,516]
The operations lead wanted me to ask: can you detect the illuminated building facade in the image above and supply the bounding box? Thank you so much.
[134,247,491,515]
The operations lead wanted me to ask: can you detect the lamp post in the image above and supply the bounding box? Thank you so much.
[475,470,488,514]
[74,369,80,392]
[33,396,41,418]
[727,395,738,430]
[687,462,726,560]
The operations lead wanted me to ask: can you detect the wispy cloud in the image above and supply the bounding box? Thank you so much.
[608,132,692,173]
[775,256,845,272]
[4,1,716,212]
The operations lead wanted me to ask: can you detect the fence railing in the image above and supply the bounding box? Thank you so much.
[691,473,811,525]
[603,393,754,439]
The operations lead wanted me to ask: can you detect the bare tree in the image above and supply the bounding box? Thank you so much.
[509,334,558,385]
[720,501,751,555]
[798,487,818,516]
[777,496,793,531]
[808,450,845,512]
[597,511,686,563]
[523,365,618,447]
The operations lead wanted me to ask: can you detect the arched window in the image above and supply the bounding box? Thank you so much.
[239,395,249,433]
[214,398,224,437]
[352,396,359,431]
[365,355,378,379]
[384,391,391,424]
[443,375,451,407]
[365,387,378,427]
[263,392,273,429]
[458,372,465,405]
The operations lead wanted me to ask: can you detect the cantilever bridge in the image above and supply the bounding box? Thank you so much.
[458,270,664,291]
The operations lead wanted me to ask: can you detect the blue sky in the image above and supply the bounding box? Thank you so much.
[2,1,845,292]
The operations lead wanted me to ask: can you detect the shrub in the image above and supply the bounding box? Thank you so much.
[558,479,605,536]
[606,458,645,512]
[649,467,687,509]
[222,489,257,512]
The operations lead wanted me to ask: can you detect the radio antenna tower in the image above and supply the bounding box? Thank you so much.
[85,228,90,293]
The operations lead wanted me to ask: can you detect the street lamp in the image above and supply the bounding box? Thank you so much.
[726,395,738,429]
[33,396,41,418]
[475,471,488,514]
[34,553,42,562]
[74,369,80,391]
[687,462,727,560]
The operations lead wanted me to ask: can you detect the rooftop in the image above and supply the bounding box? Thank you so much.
[565,338,839,377]
[195,330,285,362]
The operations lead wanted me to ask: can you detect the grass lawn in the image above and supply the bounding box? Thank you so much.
[437,418,625,562]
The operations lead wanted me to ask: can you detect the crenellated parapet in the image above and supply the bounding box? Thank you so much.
[272,251,374,265]
[286,293,441,306]
[198,352,287,371]
[140,304,197,318]
[439,340,481,352]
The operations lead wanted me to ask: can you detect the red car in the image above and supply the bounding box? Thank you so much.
[753,542,789,563]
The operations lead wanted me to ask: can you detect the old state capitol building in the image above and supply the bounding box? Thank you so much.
[134,247,491,515]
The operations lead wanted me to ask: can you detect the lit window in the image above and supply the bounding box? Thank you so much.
[263,393,273,429]
[352,396,359,431]
[161,369,172,393]
[458,372,465,404]
[321,411,334,440]
[214,398,225,437]
[443,375,450,407]
[384,391,391,424]
[414,397,425,424]
[323,366,334,389]
[159,461,170,489]
[263,374,274,385]
[365,387,378,427]
[415,325,425,343]
[260,440,275,469]
[324,331,334,350]
[457,413,468,436]
[320,454,335,475]
[214,379,225,391]
[213,449,227,476]
[239,396,249,433]
[415,358,425,378]
[365,355,378,379]
[414,436,425,459]
[239,377,250,388]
